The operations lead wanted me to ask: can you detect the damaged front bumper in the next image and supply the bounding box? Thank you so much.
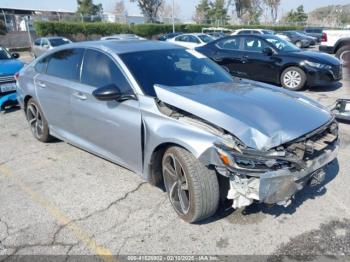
[227,141,339,208]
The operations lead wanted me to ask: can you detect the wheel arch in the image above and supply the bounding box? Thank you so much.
[145,141,199,188]
[334,38,350,54]
[24,95,33,111]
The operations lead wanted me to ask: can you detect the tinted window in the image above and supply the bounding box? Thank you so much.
[49,38,71,47]
[35,57,48,73]
[46,48,83,81]
[188,35,200,43]
[217,37,241,50]
[41,38,49,46]
[120,49,233,97]
[198,35,213,43]
[34,39,41,46]
[81,49,131,93]
[175,35,187,42]
[265,36,300,52]
[242,36,269,52]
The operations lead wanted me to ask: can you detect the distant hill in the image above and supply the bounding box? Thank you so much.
[308,4,350,27]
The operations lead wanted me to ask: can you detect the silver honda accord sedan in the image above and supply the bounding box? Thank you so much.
[17,40,339,223]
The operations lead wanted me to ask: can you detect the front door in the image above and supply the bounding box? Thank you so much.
[70,49,143,173]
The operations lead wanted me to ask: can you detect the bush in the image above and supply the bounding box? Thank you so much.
[34,21,303,39]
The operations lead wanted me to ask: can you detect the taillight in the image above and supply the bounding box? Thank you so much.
[321,32,327,42]
[14,72,20,81]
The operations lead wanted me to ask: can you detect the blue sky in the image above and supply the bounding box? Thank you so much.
[1,0,349,20]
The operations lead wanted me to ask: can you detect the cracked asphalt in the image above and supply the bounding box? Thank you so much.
[0,53,349,259]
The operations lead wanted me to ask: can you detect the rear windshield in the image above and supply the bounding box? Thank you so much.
[120,49,233,96]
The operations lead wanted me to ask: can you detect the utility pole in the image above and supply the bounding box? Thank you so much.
[172,0,175,33]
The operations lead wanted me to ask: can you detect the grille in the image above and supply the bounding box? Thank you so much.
[0,75,15,83]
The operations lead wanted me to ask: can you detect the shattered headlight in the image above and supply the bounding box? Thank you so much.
[216,142,291,174]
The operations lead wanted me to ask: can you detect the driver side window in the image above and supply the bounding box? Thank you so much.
[81,49,132,94]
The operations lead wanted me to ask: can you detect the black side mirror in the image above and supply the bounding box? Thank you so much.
[262,47,274,56]
[11,53,20,59]
[93,84,135,102]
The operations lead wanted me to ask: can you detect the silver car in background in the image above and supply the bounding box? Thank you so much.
[17,40,339,223]
[31,37,72,58]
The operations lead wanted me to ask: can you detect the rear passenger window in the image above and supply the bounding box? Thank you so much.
[46,49,83,81]
[217,38,241,50]
[81,49,131,93]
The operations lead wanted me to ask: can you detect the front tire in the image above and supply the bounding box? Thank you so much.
[26,98,52,142]
[280,66,306,91]
[295,41,302,48]
[162,146,219,223]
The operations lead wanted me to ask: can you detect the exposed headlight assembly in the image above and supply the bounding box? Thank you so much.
[304,61,332,70]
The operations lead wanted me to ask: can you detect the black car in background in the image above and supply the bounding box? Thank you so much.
[196,35,342,90]
[279,31,311,48]
[158,32,183,41]
[296,31,318,45]
[304,27,324,42]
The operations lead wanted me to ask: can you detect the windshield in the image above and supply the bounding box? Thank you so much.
[0,47,12,60]
[198,35,214,43]
[120,49,233,96]
[266,37,300,52]
[49,38,71,47]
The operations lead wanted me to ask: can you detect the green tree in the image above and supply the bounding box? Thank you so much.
[194,0,211,24]
[76,0,103,21]
[284,5,308,24]
[208,0,229,25]
[130,0,163,23]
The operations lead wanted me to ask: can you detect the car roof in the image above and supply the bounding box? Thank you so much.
[48,40,183,55]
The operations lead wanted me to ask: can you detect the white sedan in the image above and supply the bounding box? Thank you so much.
[167,33,214,49]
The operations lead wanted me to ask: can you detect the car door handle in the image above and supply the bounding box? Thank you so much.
[37,81,46,88]
[73,92,87,100]
[241,56,248,63]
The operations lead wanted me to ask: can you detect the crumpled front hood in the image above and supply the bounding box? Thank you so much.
[155,81,332,151]
[0,59,24,76]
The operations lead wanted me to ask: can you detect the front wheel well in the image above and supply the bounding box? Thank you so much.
[24,95,32,111]
[147,143,178,188]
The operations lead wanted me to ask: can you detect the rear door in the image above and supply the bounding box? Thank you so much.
[212,37,247,77]
[35,48,84,137]
[70,49,143,172]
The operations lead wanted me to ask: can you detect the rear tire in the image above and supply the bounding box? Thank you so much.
[280,66,306,91]
[26,98,52,142]
[162,146,219,223]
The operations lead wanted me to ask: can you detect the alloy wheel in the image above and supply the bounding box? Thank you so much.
[162,153,190,215]
[27,103,44,139]
[283,70,302,89]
